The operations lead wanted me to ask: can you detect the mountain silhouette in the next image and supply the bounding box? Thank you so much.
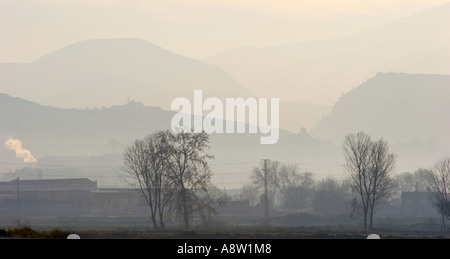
[0,92,339,170]
[205,2,450,105]
[0,38,249,109]
[0,93,173,156]
[311,72,450,166]
[2,70,449,178]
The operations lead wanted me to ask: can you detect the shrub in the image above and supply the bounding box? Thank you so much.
[5,226,71,239]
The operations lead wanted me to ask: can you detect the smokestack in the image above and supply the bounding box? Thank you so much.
[4,138,37,163]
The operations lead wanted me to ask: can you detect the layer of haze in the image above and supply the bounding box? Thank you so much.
[1,0,447,63]
[1,1,450,192]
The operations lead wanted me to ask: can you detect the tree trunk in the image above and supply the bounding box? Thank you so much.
[151,216,158,228]
[145,186,159,228]
[363,213,368,230]
[159,207,166,229]
[182,189,189,229]
[159,216,166,229]
[442,213,447,232]
[369,208,374,230]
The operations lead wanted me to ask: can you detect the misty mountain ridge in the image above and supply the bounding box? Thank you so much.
[205,2,450,106]
[0,93,173,156]
[0,38,330,132]
[0,91,342,187]
[0,38,249,110]
[311,72,450,166]
[0,92,334,161]
[1,71,449,181]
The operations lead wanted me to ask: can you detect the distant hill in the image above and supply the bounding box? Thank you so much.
[0,92,342,186]
[205,2,450,105]
[0,38,249,109]
[311,73,450,165]
[0,93,339,165]
[3,70,450,185]
[0,38,332,133]
[0,93,173,156]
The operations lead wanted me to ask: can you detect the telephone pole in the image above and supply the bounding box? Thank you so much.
[262,159,270,226]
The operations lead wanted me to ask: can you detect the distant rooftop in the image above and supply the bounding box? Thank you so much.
[0,178,96,186]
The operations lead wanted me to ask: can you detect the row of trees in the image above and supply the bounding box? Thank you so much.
[394,169,431,193]
[243,161,315,211]
[235,132,399,230]
[237,131,449,231]
[122,130,219,229]
[124,130,449,231]
[239,161,347,215]
[344,131,450,230]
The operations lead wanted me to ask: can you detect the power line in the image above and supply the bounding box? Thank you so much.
[0,161,432,169]
[210,161,259,166]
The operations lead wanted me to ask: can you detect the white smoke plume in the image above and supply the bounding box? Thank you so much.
[4,138,37,163]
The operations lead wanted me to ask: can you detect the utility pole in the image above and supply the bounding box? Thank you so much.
[262,159,270,226]
[17,177,20,218]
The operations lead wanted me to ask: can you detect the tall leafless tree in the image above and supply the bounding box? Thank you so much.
[343,132,372,229]
[278,164,314,211]
[192,185,226,226]
[151,131,177,228]
[239,184,260,207]
[313,177,350,215]
[344,132,396,230]
[251,160,280,209]
[165,131,214,229]
[122,131,174,228]
[367,138,396,228]
[426,157,450,231]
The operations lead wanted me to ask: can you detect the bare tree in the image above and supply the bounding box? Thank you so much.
[344,132,396,230]
[151,131,177,228]
[239,184,260,207]
[313,177,350,215]
[343,132,372,229]
[193,185,226,227]
[251,160,280,209]
[426,157,450,231]
[414,168,433,191]
[122,131,174,228]
[278,164,314,211]
[165,131,214,229]
[123,130,215,229]
[367,138,396,228]
[393,169,432,199]
[394,172,415,193]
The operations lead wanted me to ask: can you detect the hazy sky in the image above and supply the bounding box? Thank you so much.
[1,0,448,62]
